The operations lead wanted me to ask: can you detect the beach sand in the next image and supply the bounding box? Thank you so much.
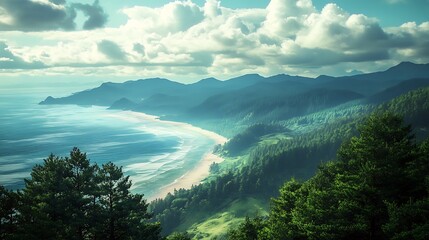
[149,152,224,201]
[114,111,228,201]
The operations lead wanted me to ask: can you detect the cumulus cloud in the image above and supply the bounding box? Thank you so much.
[133,43,146,56]
[49,0,66,4]
[72,0,108,30]
[0,0,107,31]
[123,1,204,34]
[97,40,127,61]
[204,0,221,18]
[261,0,314,39]
[115,0,428,75]
[292,4,391,66]
[0,0,428,79]
[388,22,429,61]
[0,0,75,31]
[0,42,45,69]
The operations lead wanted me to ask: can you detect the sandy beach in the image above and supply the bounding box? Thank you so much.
[149,152,224,201]
[112,111,228,201]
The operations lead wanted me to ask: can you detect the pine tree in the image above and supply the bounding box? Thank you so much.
[0,186,19,239]
[66,148,100,239]
[19,153,71,239]
[269,178,303,239]
[0,148,162,239]
[98,162,160,239]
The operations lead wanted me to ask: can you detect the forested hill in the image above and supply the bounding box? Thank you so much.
[228,112,429,240]
[39,62,429,136]
[148,86,429,238]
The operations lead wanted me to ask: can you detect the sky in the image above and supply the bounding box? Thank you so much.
[0,0,429,85]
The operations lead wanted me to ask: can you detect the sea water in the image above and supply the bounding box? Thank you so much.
[0,85,215,199]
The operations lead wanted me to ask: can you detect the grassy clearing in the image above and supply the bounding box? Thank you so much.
[182,197,269,239]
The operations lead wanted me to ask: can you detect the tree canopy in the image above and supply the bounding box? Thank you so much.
[0,148,161,240]
[227,112,429,240]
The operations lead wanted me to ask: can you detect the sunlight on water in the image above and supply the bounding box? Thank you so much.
[0,86,215,198]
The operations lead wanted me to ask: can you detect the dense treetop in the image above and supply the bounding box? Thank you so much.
[0,148,161,240]
[227,112,429,240]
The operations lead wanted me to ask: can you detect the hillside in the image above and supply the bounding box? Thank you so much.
[149,86,429,238]
[227,112,429,240]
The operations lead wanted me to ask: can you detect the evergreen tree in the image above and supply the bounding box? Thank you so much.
[166,232,192,240]
[269,178,303,240]
[382,138,429,240]
[18,153,71,239]
[98,162,161,240]
[66,148,100,239]
[227,217,269,240]
[0,148,161,240]
[0,186,18,239]
[228,112,429,240]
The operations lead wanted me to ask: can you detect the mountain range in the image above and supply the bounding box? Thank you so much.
[40,62,429,136]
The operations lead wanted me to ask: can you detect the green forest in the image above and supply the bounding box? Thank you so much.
[227,112,429,240]
[147,87,429,238]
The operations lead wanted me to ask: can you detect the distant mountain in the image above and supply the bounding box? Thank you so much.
[189,74,265,89]
[40,78,186,106]
[189,86,362,121]
[40,62,429,124]
[359,61,429,82]
[315,62,429,95]
[108,97,137,110]
[135,94,190,115]
[378,86,429,134]
[189,77,222,88]
[368,78,429,104]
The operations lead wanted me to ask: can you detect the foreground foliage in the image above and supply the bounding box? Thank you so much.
[0,148,161,240]
[228,112,429,240]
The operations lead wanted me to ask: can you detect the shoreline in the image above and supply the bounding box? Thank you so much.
[149,152,224,201]
[116,111,228,201]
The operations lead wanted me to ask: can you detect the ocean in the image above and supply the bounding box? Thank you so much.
[0,85,216,199]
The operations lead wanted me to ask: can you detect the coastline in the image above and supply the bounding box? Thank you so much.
[114,111,228,201]
[149,152,224,201]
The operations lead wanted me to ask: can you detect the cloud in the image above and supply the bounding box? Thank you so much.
[0,0,108,31]
[293,4,390,64]
[388,22,429,61]
[97,40,127,61]
[0,0,428,80]
[261,0,314,38]
[49,0,66,4]
[123,1,204,34]
[133,43,146,56]
[204,0,221,18]
[0,0,76,31]
[72,0,108,30]
[0,41,45,69]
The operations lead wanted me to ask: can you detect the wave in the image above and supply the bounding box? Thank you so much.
[0,96,225,200]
